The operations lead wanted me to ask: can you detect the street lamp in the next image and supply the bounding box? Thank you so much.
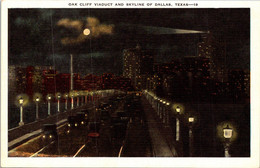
[188,116,195,157]
[19,97,24,126]
[157,99,160,116]
[47,95,52,116]
[57,94,61,112]
[159,99,163,118]
[71,94,74,109]
[165,102,170,126]
[176,106,181,141]
[223,124,233,157]
[81,92,84,106]
[76,92,80,107]
[85,92,88,104]
[65,94,68,110]
[35,97,40,120]
[162,101,166,123]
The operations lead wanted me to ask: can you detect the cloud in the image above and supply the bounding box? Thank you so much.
[57,18,83,32]
[57,17,114,45]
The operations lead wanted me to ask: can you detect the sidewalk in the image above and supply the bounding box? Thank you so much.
[141,96,178,157]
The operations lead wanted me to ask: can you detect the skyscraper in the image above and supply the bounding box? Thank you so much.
[123,44,154,90]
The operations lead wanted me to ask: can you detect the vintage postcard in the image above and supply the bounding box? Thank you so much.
[1,0,260,167]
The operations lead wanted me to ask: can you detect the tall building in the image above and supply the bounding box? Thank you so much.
[14,66,27,94]
[243,69,250,97]
[26,66,34,97]
[198,33,228,82]
[123,45,141,88]
[56,73,70,93]
[43,69,57,96]
[8,66,17,99]
[228,69,246,99]
[81,74,101,91]
[123,45,154,90]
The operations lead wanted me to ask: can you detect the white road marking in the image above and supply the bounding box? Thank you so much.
[118,145,124,157]
[73,144,86,157]
[30,141,54,157]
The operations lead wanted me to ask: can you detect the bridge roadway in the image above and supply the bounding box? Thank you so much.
[8,94,178,157]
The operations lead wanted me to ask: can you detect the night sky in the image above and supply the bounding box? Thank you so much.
[8,8,250,75]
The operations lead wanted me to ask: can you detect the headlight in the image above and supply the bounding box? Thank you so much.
[75,123,78,127]
[49,135,53,139]
[67,130,70,134]
[43,135,46,139]
[68,124,71,127]
[81,121,84,125]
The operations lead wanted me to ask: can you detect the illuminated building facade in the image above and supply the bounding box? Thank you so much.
[123,45,141,89]
[123,45,154,90]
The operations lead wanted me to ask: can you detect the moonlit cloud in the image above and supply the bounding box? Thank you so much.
[57,18,83,32]
[57,17,114,45]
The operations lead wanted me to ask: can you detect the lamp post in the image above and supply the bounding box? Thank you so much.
[166,102,170,126]
[71,95,74,109]
[188,116,195,157]
[176,106,181,141]
[77,92,79,107]
[162,101,166,123]
[85,93,88,104]
[19,97,24,126]
[223,125,233,157]
[159,99,163,119]
[65,94,68,111]
[156,98,160,116]
[57,94,61,112]
[81,93,84,106]
[47,95,51,116]
[35,97,40,120]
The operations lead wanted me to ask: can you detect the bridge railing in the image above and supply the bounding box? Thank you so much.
[142,90,197,157]
[9,89,124,129]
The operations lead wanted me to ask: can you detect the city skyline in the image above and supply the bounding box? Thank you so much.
[8,8,250,76]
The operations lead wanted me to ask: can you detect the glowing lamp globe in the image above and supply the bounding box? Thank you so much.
[36,97,40,102]
[19,97,24,105]
[188,117,194,123]
[176,106,181,113]
[223,125,233,139]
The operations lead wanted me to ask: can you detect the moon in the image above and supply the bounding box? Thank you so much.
[83,28,91,36]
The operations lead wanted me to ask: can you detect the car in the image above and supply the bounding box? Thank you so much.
[41,124,58,144]
[116,111,129,122]
[98,103,110,111]
[67,116,79,128]
[76,112,89,126]
[80,109,90,118]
